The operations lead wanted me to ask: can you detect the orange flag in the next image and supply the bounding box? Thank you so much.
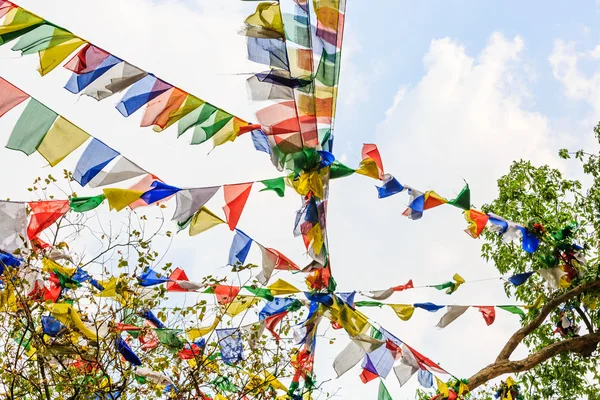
[223,182,253,230]
[141,87,187,129]
[464,209,489,238]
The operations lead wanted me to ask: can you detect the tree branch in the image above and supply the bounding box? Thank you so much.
[469,332,600,391]
[496,279,600,361]
[574,305,594,334]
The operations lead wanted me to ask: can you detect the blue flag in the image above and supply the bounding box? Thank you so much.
[376,175,404,199]
[140,181,181,204]
[228,229,253,265]
[414,302,444,312]
[508,271,534,286]
[137,268,170,287]
[73,138,120,186]
[216,328,243,364]
[116,74,172,117]
[116,336,142,366]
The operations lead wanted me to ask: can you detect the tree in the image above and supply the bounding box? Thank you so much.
[460,124,600,399]
[0,173,300,400]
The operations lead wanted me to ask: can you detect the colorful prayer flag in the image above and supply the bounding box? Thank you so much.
[223,182,253,231]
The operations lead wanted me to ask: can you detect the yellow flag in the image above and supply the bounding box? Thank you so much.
[94,277,117,297]
[267,279,300,295]
[245,2,284,38]
[458,381,469,396]
[436,377,449,398]
[103,188,144,212]
[328,301,369,337]
[38,38,86,76]
[0,8,43,35]
[37,116,90,166]
[212,117,247,147]
[355,158,380,180]
[524,294,543,310]
[189,206,225,236]
[222,296,260,317]
[451,273,465,293]
[388,304,415,321]
[307,223,324,255]
[215,395,228,400]
[186,317,220,341]
[506,376,516,387]
[290,171,324,200]
[42,257,76,276]
[45,303,98,341]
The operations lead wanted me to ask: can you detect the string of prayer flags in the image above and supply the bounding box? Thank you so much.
[223,183,253,231]
[0,77,28,117]
[0,6,44,47]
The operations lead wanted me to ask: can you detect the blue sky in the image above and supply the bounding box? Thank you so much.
[2,1,600,399]
[336,1,600,146]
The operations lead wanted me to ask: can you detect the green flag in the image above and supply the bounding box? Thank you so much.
[243,286,274,301]
[212,376,238,393]
[69,195,105,213]
[178,102,217,137]
[355,301,383,308]
[378,379,393,400]
[498,305,525,318]
[329,161,355,179]
[53,269,81,289]
[370,326,383,340]
[432,281,454,291]
[447,183,470,210]
[155,329,184,349]
[259,177,285,197]
[191,109,233,145]
[6,98,58,155]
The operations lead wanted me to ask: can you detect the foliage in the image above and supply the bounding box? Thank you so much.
[472,123,600,399]
[0,174,300,399]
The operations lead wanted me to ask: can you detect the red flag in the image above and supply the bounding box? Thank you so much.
[464,209,489,239]
[392,279,414,292]
[223,183,253,230]
[476,306,496,326]
[361,144,384,179]
[0,77,29,118]
[359,368,379,384]
[210,284,241,305]
[27,200,70,240]
[405,344,447,375]
[265,311,288,340]
[167,267,190,292]
[63,43,112,74]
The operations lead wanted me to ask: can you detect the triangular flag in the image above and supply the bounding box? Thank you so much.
[267,279,300,295]
[360,143,384,179]
[376,174,404,199]
[0,77,29,117]
[73,138,120,186]
[69,195,105,213]
[27,200,70,240]
[222,296,260,317]
[103,189,143,212]
[464,209,489,238]
[260,177,285,197]
[378,379,393,400]
[447,183,470,210]
[423,191,447,210]
[88,156,147,188]
[189,207,226,236]
[388,304,415,321]
[477,306,496,326]
[167,267,204,292]
[172,187,220,224]
[436,305,469,329]
[223,183,253,230]
[228,229,253,265]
